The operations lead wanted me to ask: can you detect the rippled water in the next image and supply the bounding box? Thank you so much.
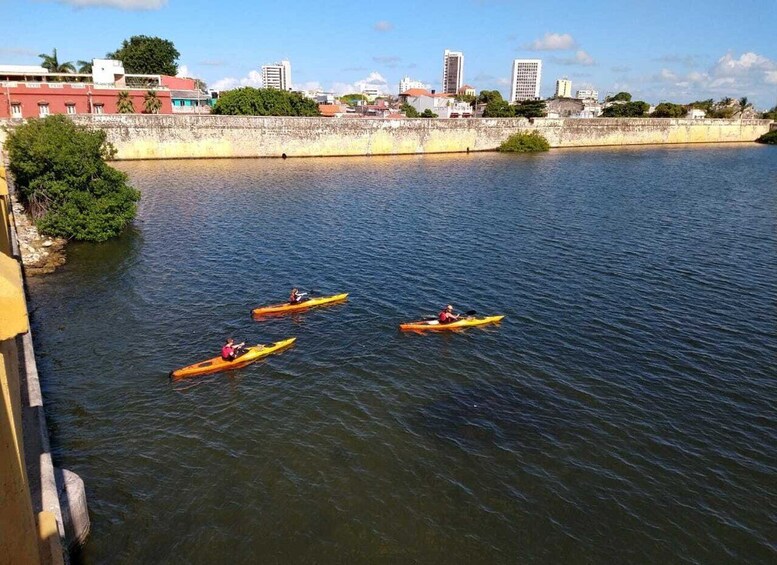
[27,146,776,563]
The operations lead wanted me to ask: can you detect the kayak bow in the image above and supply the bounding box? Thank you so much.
[169,337,296,380]
[399,315,505,332]
[251,293,348,316]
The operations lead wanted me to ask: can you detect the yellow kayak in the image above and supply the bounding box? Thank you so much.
[400,315,505,332]
[170,337,296,380]
[251,293,348,316]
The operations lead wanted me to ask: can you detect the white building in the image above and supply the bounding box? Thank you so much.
[687,108,706,119]
[510,59,542,103]
[360,86,382,101]
[400,90,472,118]
[442,49,464,95]
[262,60,292,91]
[555,78,571,98]
[399,76,426,94]
[576,89,599,101]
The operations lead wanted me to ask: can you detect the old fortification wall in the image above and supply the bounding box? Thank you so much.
[1,116,772,160]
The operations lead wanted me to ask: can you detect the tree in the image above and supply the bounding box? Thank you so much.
[513,99,547,118]
[455,93,476,105]
[762,104,777,120]
[483,99,515,117]
[477,90,504,105]
[38,48,75,74]
[107,35,179,75]
[689,99,714,113]
[340,93,367,105]
[606,91,632,102]
[4,115,140,242]
[601,101,650,117]
[755,130,777,144]
[498,131,550,153]
[143,91,162,114]
[77,60,93,73]
[211,87,320,116]
[419,109,438,118]
[116,91,135,114]
[652,102,686,118]
[401,103,419,117]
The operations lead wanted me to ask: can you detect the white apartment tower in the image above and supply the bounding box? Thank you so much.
[399,76,426,94]
[442,50,464,95]
[262,60,292,91]
[510,59,542,102]
[555,78,572,98]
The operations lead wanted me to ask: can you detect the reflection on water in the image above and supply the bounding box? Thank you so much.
[28,147,777,564]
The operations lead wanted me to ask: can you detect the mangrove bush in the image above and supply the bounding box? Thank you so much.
[5,115,140,242]
[755,130,777,145]
[498,131,550,153]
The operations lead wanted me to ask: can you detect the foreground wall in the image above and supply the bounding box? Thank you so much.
[0,116,772,160]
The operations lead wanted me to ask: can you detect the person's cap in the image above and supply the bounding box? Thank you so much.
[446,304,453,310]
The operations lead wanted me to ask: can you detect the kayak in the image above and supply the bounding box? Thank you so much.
[251,293,348,316]
[399,315,505,332]
[169,337,296,380]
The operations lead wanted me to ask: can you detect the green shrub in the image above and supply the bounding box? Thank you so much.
[498,131,550,153]
[5,115,140,242]
[755,130,777,145]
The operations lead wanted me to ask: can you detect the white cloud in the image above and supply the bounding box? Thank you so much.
[211,70,262,91]
[765,71,777,84]
[373,20,393,32]
[52,0,167,9]
[552,50,595,66]
[713,52,775,76]
[330,71,389,95]
[176,65,190,78]
[527,33,576,51]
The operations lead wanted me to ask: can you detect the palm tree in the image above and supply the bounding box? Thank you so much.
[116,91,135,114]
[77,60,93,74]
[38,48,75,74]
[143,90,162,114]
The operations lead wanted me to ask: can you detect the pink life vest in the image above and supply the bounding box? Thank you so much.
[221,344,233,359]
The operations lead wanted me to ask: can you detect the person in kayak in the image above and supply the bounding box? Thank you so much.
[289,288,308,304]
[221,338,246,361]
[439,305,460,324]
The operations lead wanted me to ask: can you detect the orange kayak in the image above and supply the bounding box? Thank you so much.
[400,315,505,332]
[251,293,348,316]
[169,338,296,380]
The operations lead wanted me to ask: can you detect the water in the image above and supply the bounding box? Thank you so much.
[27,146,776,564]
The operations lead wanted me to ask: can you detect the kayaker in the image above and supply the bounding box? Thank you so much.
[221,338,246,361]
[439,305,460,324]
[289,288,308,304]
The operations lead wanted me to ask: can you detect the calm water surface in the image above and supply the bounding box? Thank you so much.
[27,146,776,564]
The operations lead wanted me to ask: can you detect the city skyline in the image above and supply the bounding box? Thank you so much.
[2,0,776,108]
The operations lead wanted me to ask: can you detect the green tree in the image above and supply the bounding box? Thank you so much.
[4,115,140,242]
[606,91,632,102]
[483,99,515,117]
[143,91,162,114]
[107,35,180,75]
[513,99,547,118]
[340,93,367,105]
[762,104,777,120]
[211,87,320,116]
[477,90,504,105]
[401,103,419,117]
[116,91,135,113]
[455,93,476,105]
[77,60,93,73]
[419,109,438,118]
[498,131,550,153]
[689,99,714,113]
[601,101,650,117]
[652,102,687,118]
[755,130,777,144]
[38,48,75,74]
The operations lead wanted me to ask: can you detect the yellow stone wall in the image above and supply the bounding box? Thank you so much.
[0,166,62,565]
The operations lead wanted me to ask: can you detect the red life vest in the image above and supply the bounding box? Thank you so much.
[221,344,233,359]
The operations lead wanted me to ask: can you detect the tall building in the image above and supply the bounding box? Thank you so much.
[555,78,572,98]
[442,49,464,95]
[399,76,426,94]
[262,60,292,91]
[510,59,542,103]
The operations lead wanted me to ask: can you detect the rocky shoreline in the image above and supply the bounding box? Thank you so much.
[11,196,67,276]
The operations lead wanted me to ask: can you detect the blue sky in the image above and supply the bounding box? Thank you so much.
[4,0,776,108]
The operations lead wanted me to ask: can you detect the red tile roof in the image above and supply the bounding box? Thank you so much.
[400,88,432,97]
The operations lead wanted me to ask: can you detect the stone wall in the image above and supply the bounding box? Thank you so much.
[1,115,772,160]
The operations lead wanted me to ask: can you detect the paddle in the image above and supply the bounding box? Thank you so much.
[423,310,477,321]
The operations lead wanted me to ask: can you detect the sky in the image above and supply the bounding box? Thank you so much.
[3,0,776,108]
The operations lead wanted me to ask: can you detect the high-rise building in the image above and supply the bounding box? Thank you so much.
[442,50,464,95]
[555,78,572,98]
[510,59,542,103]
[262,60,292,91]
[399,76,426,94]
